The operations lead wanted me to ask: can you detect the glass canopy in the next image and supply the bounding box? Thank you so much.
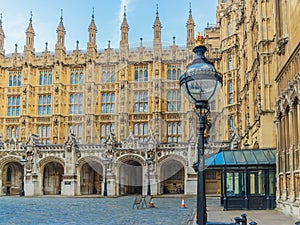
[205,149,276,167]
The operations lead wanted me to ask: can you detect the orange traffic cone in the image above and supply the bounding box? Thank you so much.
[181,196,186,208]
[149,196,155,208]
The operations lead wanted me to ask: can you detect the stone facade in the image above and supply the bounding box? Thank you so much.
[213,0,299,219]
[0,7,226,197]
[273,0,300,219]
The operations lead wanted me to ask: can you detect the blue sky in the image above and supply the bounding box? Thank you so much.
[1,0,218,54]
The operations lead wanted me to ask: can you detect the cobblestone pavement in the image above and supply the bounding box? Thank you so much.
[189,197,300,225]
[207,205,299,225]
[0,196,196,225]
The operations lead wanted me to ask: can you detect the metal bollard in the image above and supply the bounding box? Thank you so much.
[241,214,247,225]
[249,222,257,225]
[234,217,242,225]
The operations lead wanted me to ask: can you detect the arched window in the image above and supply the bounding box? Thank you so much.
[70,73,75,84]
[9,75,12,86]
[75,73,79,84]
[144,69,148,81]
[15,127,19,138]
[70,94,74,114]
[44,75,48,85]
[47,95,51,114]
[111,71,116,82]
[102,71,106,83]
[17,75,21,86]
[134,70,138,81]
[177,69,181,78]
[48,73,52,85]
[228,21,232,36]
[107,72,110,82]
[168,69,171,80]
[79,72,83,84]
[79,94,83,114]
[39,73,43,85]
[13,75,17,86]
[6,127,11,138]
[173,69,176,80]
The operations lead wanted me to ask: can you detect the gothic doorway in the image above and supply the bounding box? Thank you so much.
[119,159,142,195]
[2,162,22,195]
[160,159,185,194]
[43,162,64,195]
[80,162,103,195]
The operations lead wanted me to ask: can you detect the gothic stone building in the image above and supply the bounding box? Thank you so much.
[0,7,225,197]
[211,0,300,219]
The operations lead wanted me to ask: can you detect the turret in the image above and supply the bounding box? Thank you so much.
[24,12,35,57]
[186,3,195,50]
[55,9,66,54]
[87,8,97,56]
[153,4,162,49]
[120,6,129,47]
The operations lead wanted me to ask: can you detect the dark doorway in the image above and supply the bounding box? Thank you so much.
[119,160,142,195]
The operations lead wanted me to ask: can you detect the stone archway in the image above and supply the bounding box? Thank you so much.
[160,159,185,194]
[118,157,143,196]
[43,162,64,195]
[80,161,103,195]
[1,162,22,195]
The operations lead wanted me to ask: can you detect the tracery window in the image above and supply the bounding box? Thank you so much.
[167,65,181,80]
[134,122,148,143]
[229,115,234,130]
[9,71,22,87]
[228,21,232,36]
[7,96,20,116]
[102,66,116,83]
[228,81,233,104]
[37,125,51,144]
[134,65,148,82]
[70,69,84,85]
[6,126,19,139]
[39,70,52,86]
[69,93,83,114]
[101,92,115,113]
[134,91,148,113]
[38,95,51,115]
[167,90,181,112]
[167,122,182,143]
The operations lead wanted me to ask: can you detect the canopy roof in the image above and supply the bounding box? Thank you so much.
[206,148,276,167]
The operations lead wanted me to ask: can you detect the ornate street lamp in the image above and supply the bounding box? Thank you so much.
[103,157,110,196]
[146,157,152,196]
[179,32,222,225]
[20,156,28,196]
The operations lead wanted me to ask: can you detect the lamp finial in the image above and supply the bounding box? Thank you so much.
[195,32,205,46]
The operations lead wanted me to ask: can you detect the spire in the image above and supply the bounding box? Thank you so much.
[153,4,162,43]
[186,2,195,50]
[56,9,66,51]
[120,5,129,46]
[88,8,97,37]
[87,8,97,55]
[0,13,5,56]
[26,11,34,33]
[24,11,35,54]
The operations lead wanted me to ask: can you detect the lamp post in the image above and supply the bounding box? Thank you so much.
[146,157,152,196]
[20,156,28,196]
[179,33,222,225]
[103,157,110,196]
